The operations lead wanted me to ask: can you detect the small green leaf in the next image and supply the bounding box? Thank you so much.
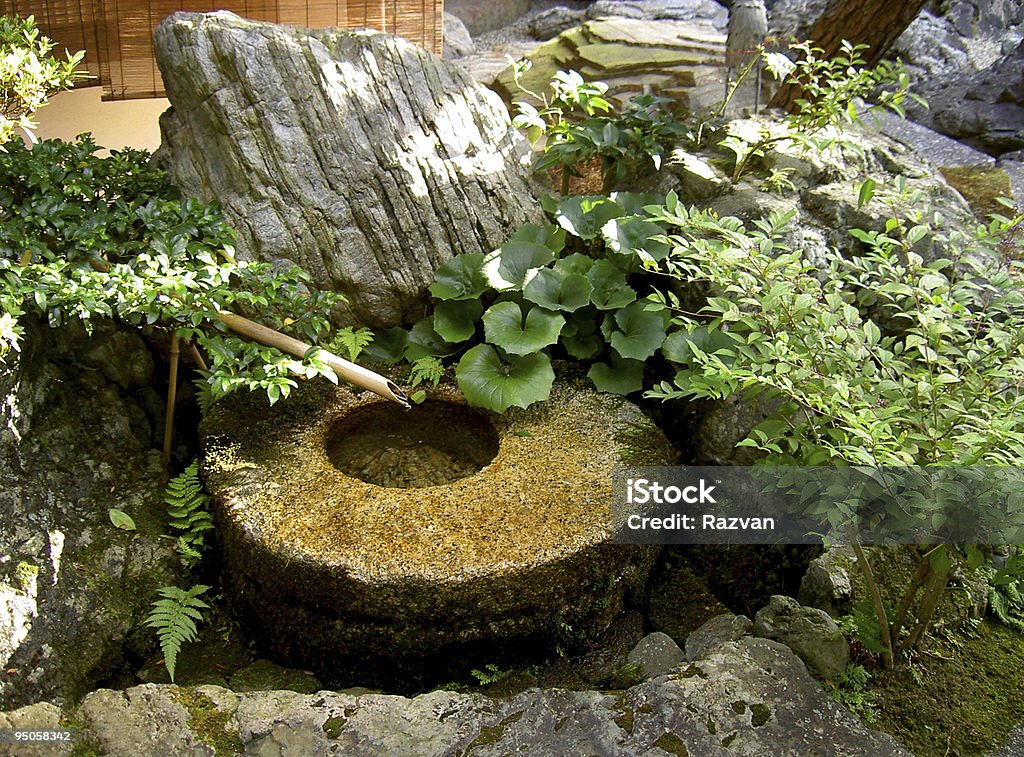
[456,344,555,412]
[108,508,137,531]
[857,178,876,209]
[483,301,564,355]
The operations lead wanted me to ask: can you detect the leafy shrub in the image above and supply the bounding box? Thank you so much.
[646,180,1024,664]
[0,135,341,405]
[0,14,84,142]
[511,65,688,193]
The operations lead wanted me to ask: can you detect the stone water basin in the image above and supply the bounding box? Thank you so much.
[199,376,676,689]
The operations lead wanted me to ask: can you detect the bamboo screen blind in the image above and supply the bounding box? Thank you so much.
[1,1,443,100]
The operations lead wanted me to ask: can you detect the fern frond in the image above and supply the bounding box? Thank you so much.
[164,461,214,564]
[327,327,374,362]
[409,356,444,389]
[145,584,210,681]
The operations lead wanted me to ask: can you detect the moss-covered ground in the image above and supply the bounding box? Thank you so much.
[868,620,1024,756]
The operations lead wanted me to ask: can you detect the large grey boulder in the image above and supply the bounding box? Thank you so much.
[753,595,849,680]
[0,319,183,709]
[12,638,908,755]
[153,11,544,328]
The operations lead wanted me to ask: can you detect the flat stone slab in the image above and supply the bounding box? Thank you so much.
[584,17,725,50]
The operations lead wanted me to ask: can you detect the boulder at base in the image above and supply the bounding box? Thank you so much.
[4,638,909,756]
[153,11,544,327]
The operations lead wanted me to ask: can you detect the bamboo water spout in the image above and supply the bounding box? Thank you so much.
[217,311,411,408]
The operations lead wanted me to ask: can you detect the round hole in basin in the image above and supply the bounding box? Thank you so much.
[325,400,499,487]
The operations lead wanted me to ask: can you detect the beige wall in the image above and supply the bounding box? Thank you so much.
[31,87,169,153]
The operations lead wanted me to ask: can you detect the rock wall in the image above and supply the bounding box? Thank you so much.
[0,320,182,709]
[153,11,545,328]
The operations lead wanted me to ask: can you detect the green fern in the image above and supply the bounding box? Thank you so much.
[145,584,210,682]
[409,356,444,388]
[327,327,374,362]
[165,461,214,567]
[407,356,445,404]
[990,579,1024,633]
[193,376,216,415]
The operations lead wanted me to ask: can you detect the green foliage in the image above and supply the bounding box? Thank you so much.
[394,192,678,412]
[646,186,1024,468]
[511,65,688,193]
[326,326,374,362]
[145,584,210,682]
[826,663,879,723]
[0,15,85,143]
[407,355,444,404]
[710,40,923,182]
[470,663,512,686]
[0,135,342,405]
[646,180,1024,662]
[839,600,888,655]
[987,559,1024,633]
[164,461,214,569]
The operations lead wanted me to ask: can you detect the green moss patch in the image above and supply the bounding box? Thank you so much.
[173,688,243,757]
[939,166,1014,220]
[869,621,1024,755]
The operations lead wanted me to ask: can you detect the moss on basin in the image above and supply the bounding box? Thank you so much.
[200,375,676,690]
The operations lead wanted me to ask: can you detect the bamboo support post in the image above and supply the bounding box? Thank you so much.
[216,311,410,408]
[163,333,181,463]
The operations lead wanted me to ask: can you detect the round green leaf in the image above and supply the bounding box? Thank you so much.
[608,301,669,360]
[662,326,737,365]
[433,299,483,343]
[456,344,555,412]
[588,356,644,395]
[523,268,593,312]
[555,253,595,276]
[602,215,670,262]
[541,194,625,240]
[588,259,636,310]
[508,222,567,253]
[405,316,460,360]
[482,242,555,291]
[429,253,489,301]
[483,301,565,356]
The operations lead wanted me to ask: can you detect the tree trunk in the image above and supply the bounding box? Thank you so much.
[769,0,927,111]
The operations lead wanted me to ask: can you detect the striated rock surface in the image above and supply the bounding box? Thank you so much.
[153,11,544,328]
[4,639,909,756]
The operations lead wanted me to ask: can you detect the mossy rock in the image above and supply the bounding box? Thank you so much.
[200,377,675,690]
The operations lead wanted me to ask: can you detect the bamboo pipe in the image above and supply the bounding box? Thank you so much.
[163,333,180,463]
[216,311,411,408]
